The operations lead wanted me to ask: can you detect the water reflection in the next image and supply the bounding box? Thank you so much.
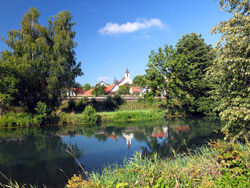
[0,117,222,187]
[0,129,82,188]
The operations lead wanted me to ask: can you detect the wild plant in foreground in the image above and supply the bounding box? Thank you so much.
[67,141,249,188]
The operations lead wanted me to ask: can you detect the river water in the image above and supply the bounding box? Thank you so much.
[0,117,222,187]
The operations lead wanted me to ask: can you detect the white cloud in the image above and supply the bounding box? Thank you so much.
[97,76,111,82]
[99,18,164,35]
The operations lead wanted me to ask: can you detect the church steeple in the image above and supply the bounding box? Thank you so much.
[125,69,129,78]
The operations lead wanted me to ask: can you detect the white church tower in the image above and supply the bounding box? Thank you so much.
[125,69,129,79]
[119,69,132,86]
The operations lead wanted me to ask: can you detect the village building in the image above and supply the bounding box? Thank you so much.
[118,69,133,86]
[77,69,151,96]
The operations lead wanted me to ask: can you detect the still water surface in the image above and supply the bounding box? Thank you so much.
[0,117,222,187]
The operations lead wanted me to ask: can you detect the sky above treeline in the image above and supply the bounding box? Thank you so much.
[0,0,231,86]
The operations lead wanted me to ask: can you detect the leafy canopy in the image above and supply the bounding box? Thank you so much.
[145,33,214,114]
[0,7,83,112]
[208,0,249,140]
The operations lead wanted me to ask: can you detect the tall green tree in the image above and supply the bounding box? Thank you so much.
[47,11,83,107]
[83,83,91,91]
[145,45,177,109]
[208,0,249,140]
[0,8,82,111]
[174,33,214,114]
[145,34,214,114]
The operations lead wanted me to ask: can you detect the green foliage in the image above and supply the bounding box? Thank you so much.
[99,109,165,123]
[93,84,106,96]
[146,44,176,106]
[0,113,42,127]
[142,91,155,104]
[0,7,82,111]
[68,141,249,187]
[0,60,18,116]
[119,99,160,110]
[83,83,91,91]
[208,0,250,141]
[81,105,99,125]
[118,84,130,95]
[133,75,146,87]
[145,34,215,115]
[210,140,250,187]
[34,101,48,124]
[175,33,215,114]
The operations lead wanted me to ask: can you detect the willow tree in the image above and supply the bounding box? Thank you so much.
[0,8,82,111]
[208,0,249,140]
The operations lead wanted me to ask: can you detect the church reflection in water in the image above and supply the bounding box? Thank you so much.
[102,124,194,150]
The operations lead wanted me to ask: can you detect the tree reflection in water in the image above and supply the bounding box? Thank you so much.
[0,117,222,187]
[140,117,223,157]
[0,129,82,188]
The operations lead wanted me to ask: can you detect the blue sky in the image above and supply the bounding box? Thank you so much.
[0,0,231,86]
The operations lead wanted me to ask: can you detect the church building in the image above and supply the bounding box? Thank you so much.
[118,69,133,86]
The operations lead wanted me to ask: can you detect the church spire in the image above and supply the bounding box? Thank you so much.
[125,69,129,78]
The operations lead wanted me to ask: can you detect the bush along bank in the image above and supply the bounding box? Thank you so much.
[0,102,48,127]
[66,140,249,188]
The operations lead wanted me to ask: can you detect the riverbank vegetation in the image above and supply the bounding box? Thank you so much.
[57,108,165,125]
[66,140,249,188]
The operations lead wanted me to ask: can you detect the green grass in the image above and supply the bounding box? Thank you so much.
[97,109,165,123]
[67,141,250,188]
[0,113,41,128]
[58,109,165,125]
[118,100,162,110]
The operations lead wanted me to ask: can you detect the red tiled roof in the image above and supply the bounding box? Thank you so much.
[125,68,129,73]
[130,87,138,93]
[73,88,85,94]
[83,88,94,96]
[105,84,116,93]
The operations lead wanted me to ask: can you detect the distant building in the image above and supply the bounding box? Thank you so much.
[105,84,116,94]
[118,69,132,86]
[83,69,133,96]
[103,69,133,94]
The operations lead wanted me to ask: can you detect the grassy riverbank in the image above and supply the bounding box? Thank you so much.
[58,109,165,125]
[98,109,165,123]
[66,140,249,188]
[0,97,184,127]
